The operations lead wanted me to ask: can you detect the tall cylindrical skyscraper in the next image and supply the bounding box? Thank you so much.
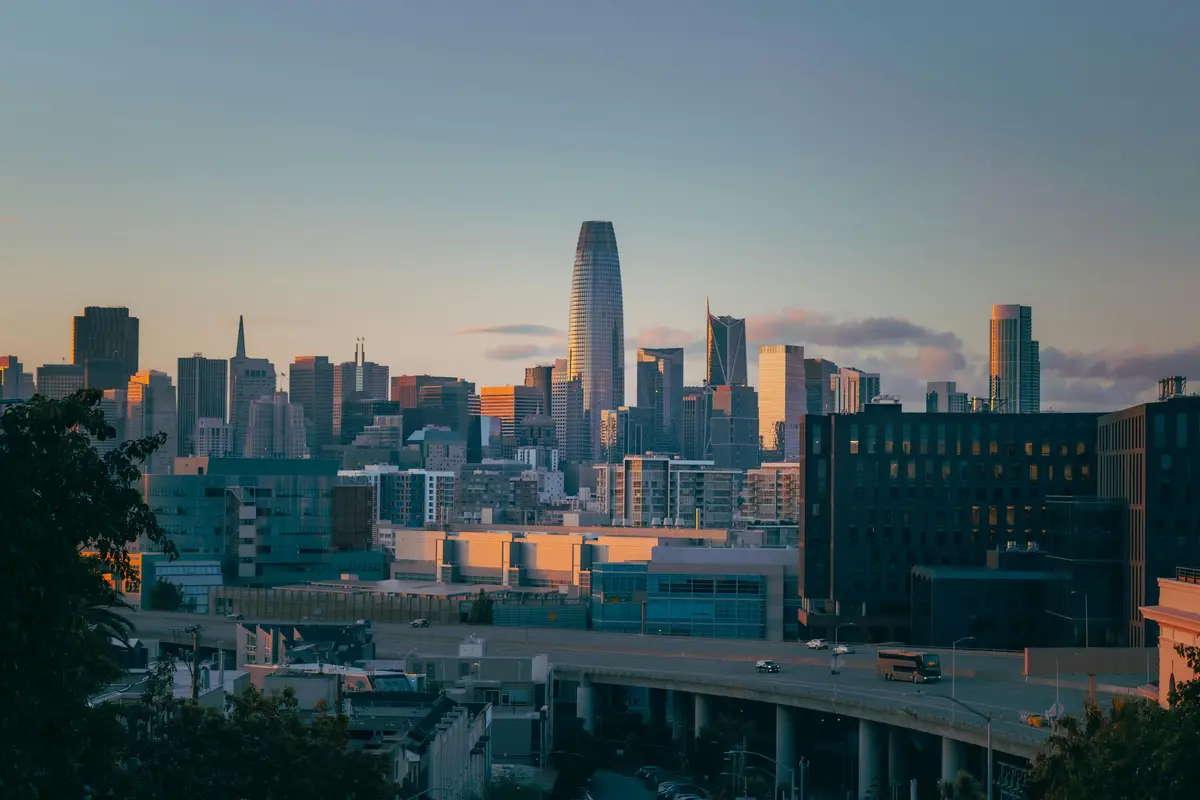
[989,304,1040,413]
[567,221,625,462]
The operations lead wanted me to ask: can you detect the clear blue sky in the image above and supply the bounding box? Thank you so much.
[3,1,1198,409]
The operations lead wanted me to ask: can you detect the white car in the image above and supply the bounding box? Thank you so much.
[410,618,430,628]
[806,638,829,650]
[834,644,855,655]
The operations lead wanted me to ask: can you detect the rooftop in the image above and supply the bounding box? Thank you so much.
[912,565,1067,582]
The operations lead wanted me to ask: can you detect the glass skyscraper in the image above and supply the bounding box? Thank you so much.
[567,221,625,461]
[706,300,748,387]
[989,304,1041,413]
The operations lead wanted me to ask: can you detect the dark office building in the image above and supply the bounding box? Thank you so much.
[177,355,228,457]
[524,365,554,428]
[72,306,139,386]
[331,484,375,551]
[36,363,85,399]
[709,384,760,470]
[391,374,472,410]
[1043,496,1125,647]
[1098,382,1200,646]
[290,356,335,453]
[681,386,711,461]
[797,404,1100,642]
[84,358,134,392]
[341,398,401,445]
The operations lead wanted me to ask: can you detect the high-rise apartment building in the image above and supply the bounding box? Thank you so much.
[524,365,554,425]
[290,356,335,453]
[745,462,802,523]
[177,354,228,457]
[832,367,881,414]
[551,358,587,464]
[926,381,968,414]
[989,304,1041,414]
[333,341,389,442]
[194,417,235,457]
[681,386,712,461]
[0,356,24,400]
[803,358,838,415]
[758,345,805,460]
[709,384,760,470]
[611,455,739,528]
[567,221,625,461]
[36,364,85,399]
[228,317,277,456]
[636,347,685,454]
[245,391,309,459]
[479,385,544,457]
[706,300,748,387]
[72,306,139,387]
[126,370,177,475]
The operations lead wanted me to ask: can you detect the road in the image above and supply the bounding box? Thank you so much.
[589,771,656,800]
[126,609,1143,750]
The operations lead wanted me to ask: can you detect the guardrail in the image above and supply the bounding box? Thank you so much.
[556,663,1052,756]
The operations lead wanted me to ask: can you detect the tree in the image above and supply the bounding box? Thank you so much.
[1027,643,1200,800]
[468,589,494,624]
[0,392,175,797]
[940,770,986,800]
[485,775,542,800]
[550,719,600,800]
[146,578,187,612]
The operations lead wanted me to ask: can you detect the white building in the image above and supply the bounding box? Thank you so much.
[194,417,235,457]
[758,344,805,459]
[831,367,881,414]
[127,370,178,474]
[245,391,308,459]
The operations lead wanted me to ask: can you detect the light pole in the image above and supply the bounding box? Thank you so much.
[834,622,859,647]
[951,636,975,700]
[1072,590,1090,647]
[944,697,992,800]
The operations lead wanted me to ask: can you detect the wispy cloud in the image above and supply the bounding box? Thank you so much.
[456,323,563,337]
[747,309,963,351]
[484,343,561,361]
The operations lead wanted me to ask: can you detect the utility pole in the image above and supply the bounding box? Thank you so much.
[185,624,202,701]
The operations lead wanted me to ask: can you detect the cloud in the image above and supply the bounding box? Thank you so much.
[747,309,963,351]
[484,343,560,361]
[456,323,563,337]
[633,326,702,350]
[1042,344,1200,384]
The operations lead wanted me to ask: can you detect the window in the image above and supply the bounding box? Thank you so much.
[1064,465,1073,482]
[1179,413,1189,448]
[849,424,859,454]
[971,424,981,456]
[902,424,911,455]
[937,424,946,455]
[919,424,929,455]
[885,424,894,454]
[867,425,877,454]
[1025,442,1034,456]
[1029,465,1038,482]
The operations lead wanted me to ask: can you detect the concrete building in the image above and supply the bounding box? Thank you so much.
[228,317,277,456]
[1098,387,1200,646]
[989,304,1040,414]
[706,300,747,387]
[407,427,467,472]
[758,345,805,460]
[636,347,685,454]
[745,463,802,523]
[524,364,554,426]
[245,391,309,459]
[797,404,1101,642]
[926,381,968,414]
[127,370,177,474]
[340,398,401,445]
[1142,567,1200,707]
[333,341,389,442]
[0,356,25,400]
[681,385,712,461]
[600,406,655,463]
[481,385,545,458]
[194,418,234,457]
[234,621,376,668]
[36,363,85,399]
[803,358,838,415]
[377,469,456,530]
[551,357,587,465]
[333,484,375,551]
[177,354,227,457]
[612,455,739,529]
[832,367,881,414]
[391,374,471,410]
[290,355,335,453]
[92,389,127,454]
[455,461,537,525]
[72,306,139,387]
[567,221,626,462]
[709,384,760,470]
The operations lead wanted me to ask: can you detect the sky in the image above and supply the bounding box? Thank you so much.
[3,1,1198,410]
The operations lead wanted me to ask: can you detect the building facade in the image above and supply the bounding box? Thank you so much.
[926,381,968,413]
[636,347,685,455]
[551,358,587,464]
[36,363,85,399]
[567,221,625,462]
[524,364,554,427]
[333,342,389,442]
[803,358,838,415]
[480,386,544,458]
[832,367,881,414]
[0,356,24,400]
[194,417,234,457]
[681,386,712,461]
[989,304,1040,414]
[244,391,309,459]
[612,455,739,528]
[127,370,177,474]
[745,463,802,523]
[290,355,335,453]
[177,354,228,457]
[228,317,277,456]
[758,345,805,460]
[709,384,760,470]
[72,306,139,386]
[600,406,655,464]
[706,301,747,387]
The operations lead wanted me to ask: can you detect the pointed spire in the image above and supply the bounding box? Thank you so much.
[235,315,246,359]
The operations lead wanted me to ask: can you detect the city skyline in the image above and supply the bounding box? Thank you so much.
[4,4,1200,411]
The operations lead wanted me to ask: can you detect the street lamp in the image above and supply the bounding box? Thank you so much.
[943,697,993,800]
[951,636,975,701]
[1072,590,1090,648]
[834,622,860,647]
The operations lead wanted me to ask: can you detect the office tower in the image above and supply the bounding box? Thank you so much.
[126,370,177,474]
[524,364,554,425]
[709,384,760,470]
[391,374,468,409]
[600,406,656,463]
[340,398,401,445]
[831,367,881,414]
[290,356,335,453]
[93,389,127,454]
[706,300,748,387]
[567,220,625,461]
[636,347,685,454]
[36,363,85,399]
[681,386,712,461]
[194,417,235,457]
[19,373,34,398]
[758,345,805,460]
[804,358,838,415]
[72,306,139,387]
[0,356,23,400]
[228,317,277,455]
[926,381,968,413]
[333,340,389,441]
[245,391,309,459]
[551,358,587,464]
[177,354,228,456]
[479,385,544,457]
[989,304,1040,414]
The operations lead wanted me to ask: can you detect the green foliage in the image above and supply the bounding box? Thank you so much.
[146,578,187,611]
[468,589,495,624]
[940,770,986,800]
[550,720,600,800]
[0,391,174,797]
[486,775,542,800]
[1027,643,1200,800]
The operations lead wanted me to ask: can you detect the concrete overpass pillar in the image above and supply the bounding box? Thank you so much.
[775,706,797,793]
[940,737,968,787]
[665,690,683,742]
[694,693,711,738]
[576,676,595,734]
[887,727,910,789]
[857,719,886,800]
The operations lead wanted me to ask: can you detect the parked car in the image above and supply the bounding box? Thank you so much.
[834,644,855,655]
[660,784,704,799]
[756,659,781,673]
[410,618,430,628]
[806,638,828,649]
[225,613,243,621]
